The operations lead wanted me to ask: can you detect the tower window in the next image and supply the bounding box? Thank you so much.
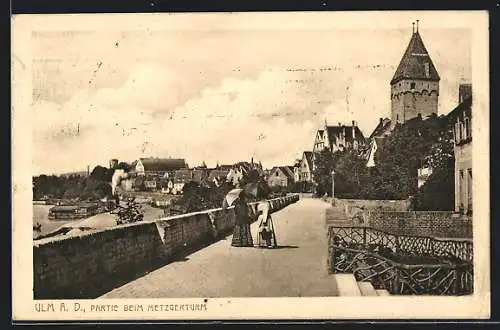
[410,82,416,89]
[424,63,430,78]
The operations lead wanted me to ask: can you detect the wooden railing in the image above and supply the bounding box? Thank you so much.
[327,226,473,295]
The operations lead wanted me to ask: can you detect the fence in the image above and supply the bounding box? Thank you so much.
[327,226,473,295]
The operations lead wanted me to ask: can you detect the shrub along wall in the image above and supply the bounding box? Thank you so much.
[33,194,299,299]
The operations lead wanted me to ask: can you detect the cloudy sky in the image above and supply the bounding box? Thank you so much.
[27,13,472,175]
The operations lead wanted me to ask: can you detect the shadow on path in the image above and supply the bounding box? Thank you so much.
[253,245,299,249]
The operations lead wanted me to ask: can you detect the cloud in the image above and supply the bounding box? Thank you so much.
[32,65,323,174]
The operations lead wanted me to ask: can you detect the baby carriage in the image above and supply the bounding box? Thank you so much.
[256,201,278,248]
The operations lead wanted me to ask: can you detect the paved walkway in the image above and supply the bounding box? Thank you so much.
[100,198,338,298]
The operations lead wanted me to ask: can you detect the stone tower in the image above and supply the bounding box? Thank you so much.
[391,21,440,124]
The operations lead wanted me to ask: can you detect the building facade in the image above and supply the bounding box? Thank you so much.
[448,85,472,214]
[298,151,313,182]
[390,24,440,124]
[267,166,295,188]
[313,120,365,154]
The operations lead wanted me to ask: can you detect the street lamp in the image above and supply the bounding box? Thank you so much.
[331,170,335,200]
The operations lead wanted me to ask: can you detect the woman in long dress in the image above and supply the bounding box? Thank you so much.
[231,193,254,247]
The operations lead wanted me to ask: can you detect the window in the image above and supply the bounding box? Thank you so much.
[410,82,416,89]
[276,172,279,177]
[464,118,469,139]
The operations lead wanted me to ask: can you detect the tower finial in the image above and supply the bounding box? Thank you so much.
[416,19,419,32]
[412,22,415,34]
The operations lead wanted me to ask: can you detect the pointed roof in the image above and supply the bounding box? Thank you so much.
[391,31,440,84]
[303,151,314,169]
[270,166,295,180]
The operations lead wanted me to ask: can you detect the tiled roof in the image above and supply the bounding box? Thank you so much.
[271,166,295,180]
[139,158,187,172]
[391,31,440,84]
[208,169,229,181]
[326,125,365,146]
[369,118,393,139]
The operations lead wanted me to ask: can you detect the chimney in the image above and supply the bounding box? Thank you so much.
[459,84,472,104]
[352,120,356,140]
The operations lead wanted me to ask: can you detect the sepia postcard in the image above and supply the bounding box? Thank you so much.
[12,11,490,321]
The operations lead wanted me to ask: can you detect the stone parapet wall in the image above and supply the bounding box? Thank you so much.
[365,211,472,239]
[33,194,299,299]
[333,198,411,212]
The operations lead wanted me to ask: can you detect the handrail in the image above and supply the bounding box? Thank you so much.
[328,225,473,263]
[328,225,473,243]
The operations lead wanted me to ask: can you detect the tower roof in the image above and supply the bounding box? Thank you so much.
[391,31,440,84]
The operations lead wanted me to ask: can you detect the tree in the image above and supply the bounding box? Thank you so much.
[333,149,369,199]
[312,148,335,196]
[116,162,132,172]
[112,198,144,225]
[90,165,114,182]
[413,123,455,210]
[412,164,454,211]
[240,169,261,185]
[363,116,447,200]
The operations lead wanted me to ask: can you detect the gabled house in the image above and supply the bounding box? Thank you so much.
[267,166,295,188]
[313,121,366,154]
[298,151,314,182]
[170,169,194,195]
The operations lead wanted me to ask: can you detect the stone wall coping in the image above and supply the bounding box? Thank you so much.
[334,198,409,203]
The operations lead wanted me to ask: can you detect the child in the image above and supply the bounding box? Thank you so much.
[256,201,277,248]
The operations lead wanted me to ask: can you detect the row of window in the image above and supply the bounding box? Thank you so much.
[454,116,472,143]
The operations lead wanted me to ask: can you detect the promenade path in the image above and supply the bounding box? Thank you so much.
[100,198,339,298]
